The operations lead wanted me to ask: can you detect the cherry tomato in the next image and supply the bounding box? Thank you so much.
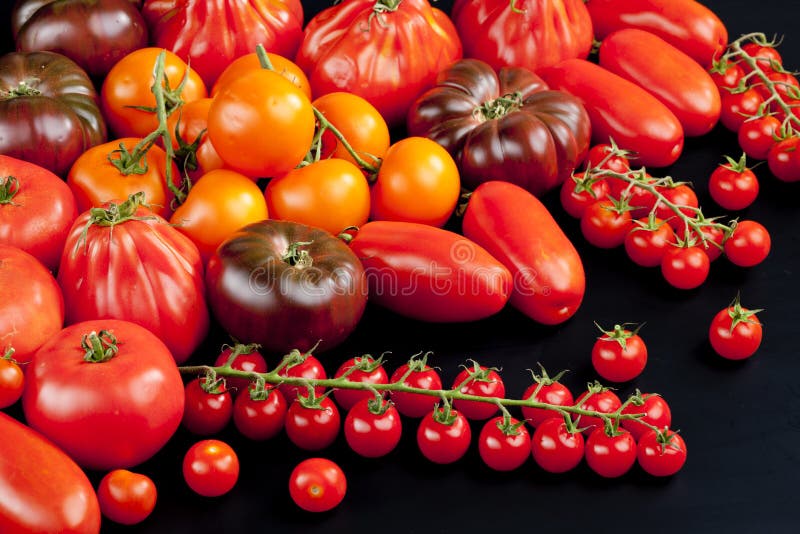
[213,344,267,397]
[737,116,780,161]
[478,416,531,472]
[661,245,710,289]
[710,62,745,91]
[624,217,676,268]
[417,406,472,464]
[741,43,782,76]
[709,295,763,360]
[97,469,157,526]
[560,173,610,219]
[389,361,443,418]
[521,378,574,428]
[584,143,631,196]
[621,394,672,441]
[0,356,24,409]
[585,427,637,478]
[285,396,340,451]
[181,378,233,436]
[580,200,633,249]
[182,439,239,497]
[591,324,648,383]
[333,355,389,412]
[452,364,505,420]
[344,397,402,458]
[574,387,622,432]
[723,220,771,267]
[768,135,800,182]
[655,184,699,231]
[211,52,311,100]
[278,353,327,403]
[720,89,764,132]
[530,417,585,474]
[709,155,759,210]
[763,71,800,105]
[289,458,346,513]
[637,429,687,477]
[624,173,659,219]
[233,386,287,441]
[676,223,725,262]
[165,97,227,182]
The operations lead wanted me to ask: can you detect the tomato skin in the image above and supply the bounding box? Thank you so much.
[463,181,585,325]
[637,429,687,477]
[585,427,637,478]
[0,411,101,534]
[723,220,771,268]
[285,396,341,451]
[521,381,574,428]
[181,378,234,436]
[599,29,720,137]
[767,136,800,182]
[212,52,311,100]
[389,363,443,418]
[560,173,610,219]
[97,469,157,526]
[621,393,672,441]
[586,0,728,67]
[344,398,403,458]
[737,116,781,161]
[289,458,347,513]
[0,358,24,409]
[709,164,759,211]
[624,219,675,268]
[0,245,64,364]
[530,418,585,473]
[313,92,390,168]
[661,246,710,289]
[277,354,327,403]
[0,155,78,271]
[296,0,462,127]
[591,329,648,383]
[233,387,287,441]
[740,44,782,76]
[22,319,185,470]
[213,346,268,397]
[575,389,622,431]
[182,439,239,497]
[333,356,389,412]
[709,305,763,360]
[452,366,506,421]
[347,221,511,323]
[720,89,764,132]
[478,416,531,472]
[580,200,633,249]
[417,408,472,464]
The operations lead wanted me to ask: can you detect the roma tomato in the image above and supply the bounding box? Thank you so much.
[560,173,610,219]
[289,458,347,513]
[345,221,511,323]
[720,89,764,132]
[212,52,311,99]
[709,295,763,360]
[181,378,233,436]
[296,0,462,127]
[0,411,101,534]
[737,116,781,161]
[0,155,78,271]
[389,360,443,418]
[452,364,505,420]
[0,356,24,409]
[285,395,341,451]
[451,0,592,73]
[478,416,531,472]
[333,355,389,411]
[58,194,209,364]
[233,386,287,441]
[170,168,268,263]
[277,352,327,403]
[585,427,637,478]
[621,393,672,441]
[768,136,800,182]
[463,181,585,325]
[206,220,367,354]
[101,47,207,139]
[265,159,370,235]
[723,220,770,267]
[661,245,710,289]
[637,429,687,477]
[709,154,759,211]
[530,417,585,473]
[417,406,472,464]
[213,344,268,397]
[574,386,622,431]
[521,375,574,428]
[599,29,721,136]
[0,245,63,364]
[539,59,684,168]
[182,439,239,497]
[97,469,157,526]
[624,217,675,268]
[591,324,648,383]
[22,320,185,470]
[313,92,390,168]
[344,397,402,458]
[580,200,632,249]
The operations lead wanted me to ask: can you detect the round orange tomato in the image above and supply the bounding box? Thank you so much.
[312,92,390,169]
[370,137,460,227]
[207,69,315,179]
[67,137,180,219]
[166,98,228,181]
[101,47,207,138]
[211,52,311,100]
[170,169,268,263]
[265,159,370,235]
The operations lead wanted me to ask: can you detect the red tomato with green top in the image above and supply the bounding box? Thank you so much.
[452,364,505,421]
[285,395,341,451]
[344,397,402,458]
[417,407,472,464]
[389,361,443,418]
[621,393,672,440]
[637,429,687,477]
[530,417,585,473]
[333,355,389,411]
[585,427,637,478]
[478,416,531,472]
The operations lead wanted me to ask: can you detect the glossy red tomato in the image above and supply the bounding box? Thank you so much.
[452,364,506,420]
[737,116,781,161]
[521,378,574,428]
[709,296,763,360]
[182,378,233,436]
[654,184,699,230]
[182,439,239,497]
[333,355,389,411]
[277,352,327,403]
[581,200,633,249]
[389,361,443,418]
[233,386,287,441]
[0,356,24,409]
[585,427,637,478]
[97,469,157,526]
[740,43,782,75]
[344,398,403,458]
[768,136,800,182]
[637,429,687,477]
[710,61,745,91]
[417,406,472,464]
[213,344,268,397]
[22,320,185,470]
[530,417,585,473]
[709,155,759,210]
[723,220,770,267]
[661,245,710,289]
[585,143,632,175]
[625,218,676,268]
[719,89,764,132]
[574,387,622,431]
[285,396,340,451]
[676,223,725,262]
[591,325,648,383]
[289,458,347,513]
[621,393,672,441]
[560,173,611,219]
[478,416,531,472]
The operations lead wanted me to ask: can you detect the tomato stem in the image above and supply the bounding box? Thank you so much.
[0,176,19,205]
[81,330,119,363]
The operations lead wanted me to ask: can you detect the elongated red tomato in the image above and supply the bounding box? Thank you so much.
[463,181,585,325]
[599,29,720,137]
[345,221,511,323]
[0,412,101,534]
[586,0,728,67]
[539,59,684,168]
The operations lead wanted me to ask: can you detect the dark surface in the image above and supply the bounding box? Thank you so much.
[3,1,799,533]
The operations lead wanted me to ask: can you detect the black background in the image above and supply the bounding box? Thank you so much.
[3,1,799,533]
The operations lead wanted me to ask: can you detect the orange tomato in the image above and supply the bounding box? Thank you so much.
[265,159,370,235]
[170,169,268,263]
[370,137,460,227]
[101,48,207,138]
[211,52,311,100]
[166,98,228,181]
[312,92,390,169]
[67,137,180,218]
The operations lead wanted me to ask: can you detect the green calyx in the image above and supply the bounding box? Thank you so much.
[0,176,19,204]
[727,293,763,334]
[282,241,314,268]
[477,92,524,121]
[595,322,643,351]
[81,330,119,363]
[0,80,42,99]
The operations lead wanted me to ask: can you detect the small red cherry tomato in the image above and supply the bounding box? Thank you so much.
[723,220,771,267]
[521,373,574,428]
[277,352,327,403]
[478,416,531,472]
[709,294,763,360]
[560,172,610,219]
[181,377,233,436]
[285,395,340,451]
[655,184,699,231]
[637,429,688,477]
[289,458,347,513]
[97,469,157,526]
[575,386,622,432]
[452,364,505,420]
[621,393,672,441]
[417,406,472,464]
[580,200,633,249]
[768,135,800,182]
[585,427,637,478]
[719,89,764,132]
[182,439,239,497]
[389,360,443,418]
[737,116,780,161]
[0,355,24,409]
[591,324,648,383]
[233,386,287,441]
[213,344,267,397]
[661,245,710,289]
[530,417,585,474]
[709,154,759,211]
[624,217,676,268]
[343,397,402,458]
[333,355,389,411]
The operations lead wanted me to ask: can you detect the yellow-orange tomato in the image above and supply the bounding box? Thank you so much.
[170,169,268,263]
[208,69,315,178]
[211,52,311,100]
[166,98,228,181]
[265,159,370,235]
[67,137,180,219]
[101,48,207,138]
[370,137,460,227]
[312,92,390,169]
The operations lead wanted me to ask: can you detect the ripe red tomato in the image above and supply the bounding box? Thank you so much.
[452,364,506,420]
[530,417,585,473]
[344,397,403,458]
[560,173,611,219]
[591,324,648,383]
[389,361,443,418]
[289,458,347,513]
[0,356,24,409]
[581,200,633,249]
[417,406,472,464]
[213,344,268,397]
[521,376,574,428]
[621,393,672,441]
[182,378,234,436]
[741,43,782,75]
[637,429,688,477]
[723,220,771,267]
[709,155,759,210]
[277,353,327,403]
[574,386,622,432]
[478,416,531,472]
[655,184,699,230]
[333,355,389,411]
[233,386,287,441]
[624,218,676,268]
[737,116,781,161]
[585,427,637,478]
[768,136,800,182]
[710,61,745,91]
[720,89,764,132]
[585,143,632,175]
[676,223,725,262]
[285,396,341,451]
[182,439,239,497]
[661,245,710,290]
[709,296,763,360]
[97,469,157,526]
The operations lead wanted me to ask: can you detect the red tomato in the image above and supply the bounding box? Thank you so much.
[389,361,443,418]
[277,352,327,403]
[417,406,472,464]
[768,136,800,182]
[720,89,764,132]
[591,324,648,383]
[213,344,268,397]
[661,245,710,289]
[289,458,347,513]
[97,469,157,526]
[478,416,531,472]
[637,429,687,477]
[574,386,622,432]
[709,155,759,210]
[452,364,506,420]
[0,155,78,271]
[530,417,585,473]
[710,61,745,91]
[621,393,672,441]
[584,142,631,196]
[709,295,763,360]
[521,376,574,428]
[22,320,185,470]
[0,356,24,409]
[182,378,233,436]
[585,427,637,478]
[740,43,782,75]
[560,173,611,219]
[333,355,389,411]
[625,217,676,268]
[344,397,402,458]
[737,116,781,161]
[182,439,239,497]
[723,220,771,267]
[285,396,340,451]
[676,223,725,262]
[654,184,699,230]
[233,386,287,441]
[0,411,101,534]
[0,245,64,364]
[581,200,633,248]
